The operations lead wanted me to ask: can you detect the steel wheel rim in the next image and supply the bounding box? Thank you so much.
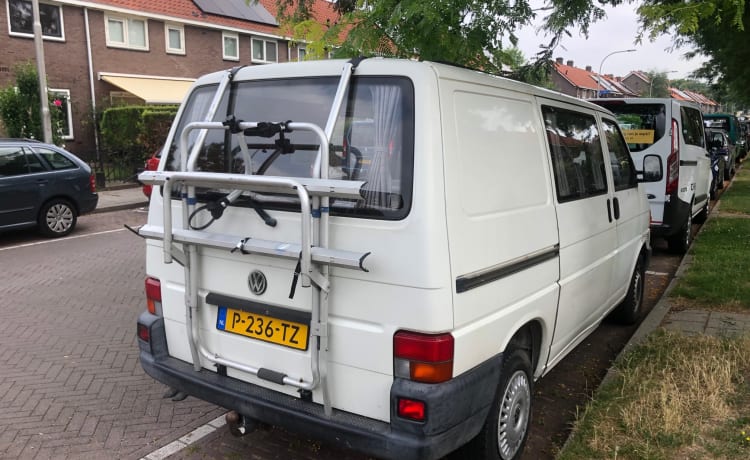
[632,266,643,312]
[46,203,74,234]
[497,369,530,460]
[684,212,692,248]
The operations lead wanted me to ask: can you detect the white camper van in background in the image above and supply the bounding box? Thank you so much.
[592,98,712,254]
[136,58,653,460]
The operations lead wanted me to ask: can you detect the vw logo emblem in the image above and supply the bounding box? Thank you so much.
[248,270,267,295]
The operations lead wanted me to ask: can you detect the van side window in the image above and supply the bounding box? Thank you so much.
[681,107,705,147]
[543,106,608,202]
[602,120,637,190]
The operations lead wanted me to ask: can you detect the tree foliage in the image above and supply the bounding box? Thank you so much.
[637,0,750,107]
[0,61,63,144]
[270,0,625,81]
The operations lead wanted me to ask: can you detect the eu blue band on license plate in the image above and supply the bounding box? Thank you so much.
[216,305,309,350]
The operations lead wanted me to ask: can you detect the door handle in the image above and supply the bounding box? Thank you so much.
[613,197,621,220]
[606,199,613,222]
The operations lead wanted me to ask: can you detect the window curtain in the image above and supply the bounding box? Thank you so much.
[363,84,401,207]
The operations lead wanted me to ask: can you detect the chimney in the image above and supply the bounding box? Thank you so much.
[556,57,563,64]
[566,60,574,67]
[585,66,592,72]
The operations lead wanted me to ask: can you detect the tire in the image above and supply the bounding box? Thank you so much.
[710,178,716,200]
[38,198,77,237]
[667,207,692,254]
[463,348,533,460]
[611,255,645,324]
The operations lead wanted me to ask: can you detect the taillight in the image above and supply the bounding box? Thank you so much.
[89,173,96,193]
[137,323,150,342]
[397,398,426,422]
[145,277,162,315]
[394,331,454,383]
[665,118,680,194]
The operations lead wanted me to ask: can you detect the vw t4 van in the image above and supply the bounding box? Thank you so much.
[136,58,653,460]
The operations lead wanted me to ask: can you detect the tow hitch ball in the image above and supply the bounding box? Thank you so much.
[226,410,257,437]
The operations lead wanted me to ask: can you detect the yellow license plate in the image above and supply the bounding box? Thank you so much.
[216,306,309,350]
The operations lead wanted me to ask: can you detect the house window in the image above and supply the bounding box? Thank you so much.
[165,24,184,54]
[223,32,239,61]
[7,0,64,40]
[298,47,306,61]
[49,89,73,140]
[251,38,277,63]
[105,14,148,50]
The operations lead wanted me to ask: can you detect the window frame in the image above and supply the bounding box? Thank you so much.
[49,89,73,140]
[222,31,239,61]
[602,118,638,191]
[164,23,185,55]
[297,46,306,61]
[7,0,65,41]
[105,14,148,51]
[543,105,609,203]
[251,37,278,63]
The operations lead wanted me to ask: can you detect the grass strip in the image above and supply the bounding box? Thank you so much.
[559,330,750,460]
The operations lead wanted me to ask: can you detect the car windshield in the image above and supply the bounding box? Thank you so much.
[166,76,415,220]
[595,102,667,152]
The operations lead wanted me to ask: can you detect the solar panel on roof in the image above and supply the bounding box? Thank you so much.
[193,0,278,26]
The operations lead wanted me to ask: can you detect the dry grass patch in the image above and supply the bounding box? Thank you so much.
[559,330,750,459]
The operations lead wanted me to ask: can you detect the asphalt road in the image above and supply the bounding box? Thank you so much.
[0,206,685,460]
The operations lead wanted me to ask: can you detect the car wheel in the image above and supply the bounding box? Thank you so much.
[667,207,692,254]
[611,255,645,325]
[463,347,533,460]
[710,178,716,200]
[38,198,77,237]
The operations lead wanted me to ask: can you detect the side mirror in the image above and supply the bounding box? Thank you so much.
[637,154,662,182]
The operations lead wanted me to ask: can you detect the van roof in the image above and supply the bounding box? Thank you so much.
[188,58,613,115]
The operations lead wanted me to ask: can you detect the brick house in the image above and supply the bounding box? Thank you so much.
[0,0,338,159]
[550,57,636,100]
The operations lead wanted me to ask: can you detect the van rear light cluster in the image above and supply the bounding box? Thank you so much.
[89,173,97,193]
[393,331,454,384]
[145,277,162,315]
[666,118,680,194]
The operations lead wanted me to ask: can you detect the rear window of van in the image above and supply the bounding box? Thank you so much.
[595,102,666,152]
[166,76,415,220]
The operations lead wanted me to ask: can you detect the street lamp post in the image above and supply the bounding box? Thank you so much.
[596,48,637,98]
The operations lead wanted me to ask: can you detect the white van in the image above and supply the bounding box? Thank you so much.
[592,98,711,253]
[136,58,652,460]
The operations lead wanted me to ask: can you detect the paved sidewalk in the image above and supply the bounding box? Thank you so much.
[94,185,149,213]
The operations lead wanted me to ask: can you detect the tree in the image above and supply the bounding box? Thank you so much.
[269,0,622,79]
[0,61,64,143]
[636,0,750,107]
[642,71,671,98]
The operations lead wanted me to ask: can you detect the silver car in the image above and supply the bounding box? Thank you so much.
[0,139,98,237]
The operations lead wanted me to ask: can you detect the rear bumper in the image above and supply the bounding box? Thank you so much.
[78,193,99,215]
[651,195,691,238]
[137,312,501,460]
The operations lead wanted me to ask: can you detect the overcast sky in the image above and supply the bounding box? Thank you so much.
[513,1,706,80]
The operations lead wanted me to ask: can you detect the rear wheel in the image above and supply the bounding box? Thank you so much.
[611,255,645,324]
[463,348,533,460]
[667,207,692,254]
[38,198,77,237]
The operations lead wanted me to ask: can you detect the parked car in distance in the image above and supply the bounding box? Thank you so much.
[704,112,745,159]
[0,139,98,237]
[142,151,161,198]
[591,98,712,254]
[705,128,734,197]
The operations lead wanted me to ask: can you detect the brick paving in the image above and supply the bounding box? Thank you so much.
[0,214,224,459]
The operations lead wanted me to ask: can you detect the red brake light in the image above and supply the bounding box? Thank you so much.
[89,173,96,193]
[397,398,426,421]
[145,277,162,315]
[666,118,680,194]
[394,331,454,383]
